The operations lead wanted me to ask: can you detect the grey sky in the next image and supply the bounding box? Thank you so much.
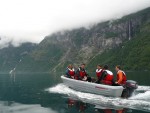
[0,0,150,48]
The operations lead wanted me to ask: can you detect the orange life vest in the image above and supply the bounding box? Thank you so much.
[117,70,127,84]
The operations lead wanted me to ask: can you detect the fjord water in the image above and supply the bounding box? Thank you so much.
[0,71,150,113]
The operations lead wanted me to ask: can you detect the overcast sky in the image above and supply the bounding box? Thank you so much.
[0,0,150,48]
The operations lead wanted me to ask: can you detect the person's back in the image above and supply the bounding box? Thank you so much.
[101,69,114,85]
[97,65,114,85]
[115,65,127,85]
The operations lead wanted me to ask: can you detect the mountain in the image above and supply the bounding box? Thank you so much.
[87,8,150,71]
[2,7,150,73]
[87,21,150,71]
[0,43,37,73]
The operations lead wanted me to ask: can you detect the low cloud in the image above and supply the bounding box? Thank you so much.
[0,0,150,48]
[0,36,27,49]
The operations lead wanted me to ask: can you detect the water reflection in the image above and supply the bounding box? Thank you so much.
[66,98,128,113]
[0,101,58,113]
[66,98,88,113]
[95,108,126,113]
[9,69,16,83]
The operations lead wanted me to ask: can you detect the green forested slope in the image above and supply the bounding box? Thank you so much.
[87,22,150,71]
[0,43,36,72]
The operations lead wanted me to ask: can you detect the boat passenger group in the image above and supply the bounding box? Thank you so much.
[65,63,127,86]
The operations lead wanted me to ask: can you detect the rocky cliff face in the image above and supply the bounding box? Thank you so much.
[2,7,149,72]
[34,8,150,72]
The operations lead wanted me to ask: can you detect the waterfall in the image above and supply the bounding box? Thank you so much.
[128,20,131,40]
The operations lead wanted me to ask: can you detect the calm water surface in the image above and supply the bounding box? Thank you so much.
[0,71,150,113]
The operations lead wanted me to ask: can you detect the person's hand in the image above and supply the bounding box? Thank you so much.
[71,76,74,79]
[82,76,87,81]
[115,82,118,84]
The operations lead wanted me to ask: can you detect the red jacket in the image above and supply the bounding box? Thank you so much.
[66,67,75,78]
[96,69,103,79]
[76,67,87,79]
[101,70,114,85]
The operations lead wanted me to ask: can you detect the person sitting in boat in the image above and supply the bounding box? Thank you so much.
[65,64,75,79]
[95,64,103,83]
[97,65,114,85]
[115,65,127,85]
[76,63,91,82]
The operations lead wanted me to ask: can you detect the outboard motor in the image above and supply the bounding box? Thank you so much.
[122,80,138,98]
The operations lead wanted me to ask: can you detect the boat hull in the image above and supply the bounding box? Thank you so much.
[61,75,124,97]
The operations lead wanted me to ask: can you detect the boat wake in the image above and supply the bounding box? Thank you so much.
[47,84,150,112]
[136,85,150,92]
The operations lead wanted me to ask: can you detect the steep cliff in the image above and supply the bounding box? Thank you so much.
[0,43,37,72]
[6,7,150,72]
[87,22,150,71]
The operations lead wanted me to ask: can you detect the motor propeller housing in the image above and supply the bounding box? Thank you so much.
[122,80,138,98]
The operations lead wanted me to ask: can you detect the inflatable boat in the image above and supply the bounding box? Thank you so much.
[61,75,138,97]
